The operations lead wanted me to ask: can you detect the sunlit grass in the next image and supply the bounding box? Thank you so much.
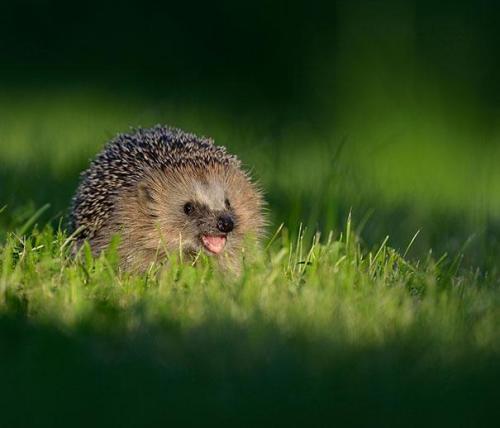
[1,214,498,352]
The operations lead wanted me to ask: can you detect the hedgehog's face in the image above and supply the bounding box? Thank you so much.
[178,180,236,255]
[135,164,264,261]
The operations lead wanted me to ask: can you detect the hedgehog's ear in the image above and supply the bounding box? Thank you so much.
[137,181,154,210]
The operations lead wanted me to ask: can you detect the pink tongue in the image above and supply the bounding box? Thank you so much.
[202,235,227,254]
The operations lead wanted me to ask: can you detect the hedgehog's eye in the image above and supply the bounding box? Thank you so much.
[183,202,194,215]
[225,198,231,209]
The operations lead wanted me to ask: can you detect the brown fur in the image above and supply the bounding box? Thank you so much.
[86,162,264,272]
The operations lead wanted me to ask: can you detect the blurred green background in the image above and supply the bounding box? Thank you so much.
[2,0,500,265]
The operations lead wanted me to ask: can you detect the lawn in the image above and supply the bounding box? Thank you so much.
[0,90,499,426]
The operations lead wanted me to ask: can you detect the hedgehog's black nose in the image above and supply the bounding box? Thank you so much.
[217,215,234,233]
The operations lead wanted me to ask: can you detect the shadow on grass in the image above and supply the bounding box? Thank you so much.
[0,311,498,427]
[0,163,81,230]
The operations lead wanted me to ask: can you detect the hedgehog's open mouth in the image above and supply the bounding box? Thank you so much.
[201,235,227,255]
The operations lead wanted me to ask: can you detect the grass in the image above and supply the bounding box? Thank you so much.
[1,215,499,426]
[1,89,500,426]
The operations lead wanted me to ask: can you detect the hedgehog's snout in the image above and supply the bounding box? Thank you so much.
[217,215,234,233]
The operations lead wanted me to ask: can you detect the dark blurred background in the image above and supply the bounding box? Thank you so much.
[2,0,500,268]
[3,1,500,115]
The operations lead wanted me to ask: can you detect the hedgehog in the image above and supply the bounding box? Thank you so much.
[69,125,265,272]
